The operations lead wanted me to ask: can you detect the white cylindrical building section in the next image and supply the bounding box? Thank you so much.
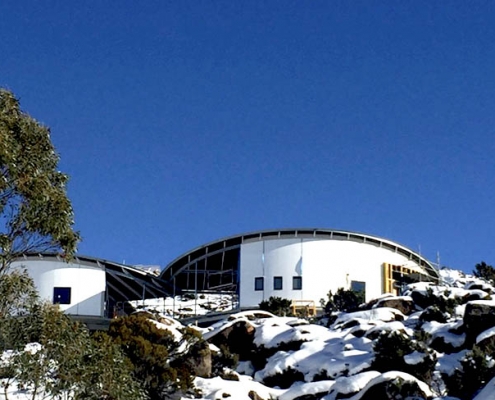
[10,258,106,316]
[240,237,424,308]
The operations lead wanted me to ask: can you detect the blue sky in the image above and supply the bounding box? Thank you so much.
[2,1,494,272]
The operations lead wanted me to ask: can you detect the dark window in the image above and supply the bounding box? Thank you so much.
[254,277,264,291]
[351,280,366,299]
[53,287,71,305]
[293,276,302,290]
[274,276,283,290]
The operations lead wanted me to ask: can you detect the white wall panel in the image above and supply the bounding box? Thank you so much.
[239,238,418,308]
[10,259,105,316]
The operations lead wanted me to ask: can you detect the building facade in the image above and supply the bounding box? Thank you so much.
[11,254,172,317]
[161,229,440,309]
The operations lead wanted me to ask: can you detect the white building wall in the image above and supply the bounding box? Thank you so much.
[10,259,106,316]
[239,238,418,308]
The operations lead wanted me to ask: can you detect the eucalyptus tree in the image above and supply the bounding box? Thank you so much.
[0,89,79,273]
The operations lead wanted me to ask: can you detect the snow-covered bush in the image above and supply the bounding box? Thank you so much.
[108,313,208,398]
[372,330,437,384]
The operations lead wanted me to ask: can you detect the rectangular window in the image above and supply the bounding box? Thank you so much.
[254,277,264,291]
[351,280,366,301]
[274,276,283,290]
[292,276,302,290]
[53,287,71,305]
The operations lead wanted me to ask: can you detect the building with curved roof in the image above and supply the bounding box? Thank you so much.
[11,254,173,318]
[160,228,440,310]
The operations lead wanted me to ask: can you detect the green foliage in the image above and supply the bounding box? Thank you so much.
[0,273,143,400]
[76,332,145,400]
[108,314,199,398]
[473,261,495,283]
[359,377,429,400]
[418,287,463,315]
[259,296,292,316]
[372,330,437,384]
[212,344,239,376]
[445,344,495,399]
[323,287,365,314]
[0,89,79,273]
[0,270,40,352]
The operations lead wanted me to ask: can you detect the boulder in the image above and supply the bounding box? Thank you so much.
[358,372,433,400]
[189,341,212,378]
[463,301,495,344]
[207,320,256,360]
[248,390,265,400]
[373,297,416,315]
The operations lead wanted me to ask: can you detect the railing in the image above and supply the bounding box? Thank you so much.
[291,300,317,317]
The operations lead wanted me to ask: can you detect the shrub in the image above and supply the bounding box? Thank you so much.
[108,314,206,398]
[473,261,495,283]
[322,287,365,314]
[372,330,437,384]
[444,344,495,399]
[109,314,182,397]
[259,297,292,316]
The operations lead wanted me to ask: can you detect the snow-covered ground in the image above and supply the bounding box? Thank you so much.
[3,267,495,399]
[129,292,238,318]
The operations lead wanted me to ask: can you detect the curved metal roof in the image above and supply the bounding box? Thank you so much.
[161,228,440,280]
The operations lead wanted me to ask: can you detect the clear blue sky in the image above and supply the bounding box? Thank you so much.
[2,1,494,272]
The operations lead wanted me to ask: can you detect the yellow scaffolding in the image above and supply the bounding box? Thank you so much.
[291,300,317,317]
[382,263,428,295]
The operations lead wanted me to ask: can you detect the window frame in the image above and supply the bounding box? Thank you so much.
[254,277,264,291]
[53,287,72,305]
[273,276,283,290]
[292,276,302,290]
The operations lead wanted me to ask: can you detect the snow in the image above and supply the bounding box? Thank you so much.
[474,375,495,400]
[5,269,495,399]
[422,320,466,347]
[436,349,469,375]
[333,307,405,326]
[348,371,434,400]
[476,326,495,344]
[364,321,413,338]
[254,331,373,383]
[129,293,239,318]
[404,350,427,365]
[194,376,283,400]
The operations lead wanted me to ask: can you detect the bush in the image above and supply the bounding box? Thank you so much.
[108,314,205,398]
[322,287,365,314]
[444,344,495,399]
[259,297,292,316]
[372,330,437,384]
[473,261,495,283]
[0,298,143,400]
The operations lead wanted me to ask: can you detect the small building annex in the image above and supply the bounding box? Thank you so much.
[10,254,173,318]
